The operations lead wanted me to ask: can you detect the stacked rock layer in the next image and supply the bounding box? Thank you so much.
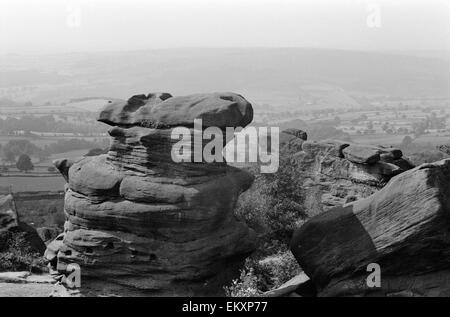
[288,138,414,216]
[46,92,257,295]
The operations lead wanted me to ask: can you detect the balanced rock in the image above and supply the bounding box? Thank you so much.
[291,159,450,296]
[46,92,257,296]
[98,92,253,129]
[342,144,381,164]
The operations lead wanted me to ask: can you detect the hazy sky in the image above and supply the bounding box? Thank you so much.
[1,0,449,54]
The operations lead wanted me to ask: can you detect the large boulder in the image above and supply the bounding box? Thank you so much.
[342,144,381,164]
[46,92,257,296]
[98,92,253,129]
[291,159,450,296]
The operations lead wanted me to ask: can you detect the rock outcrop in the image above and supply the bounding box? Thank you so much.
[289,139,414,216]
[279,128,307,154]
[291,159,450,297]
[0,194,46,255]
[46,92,257,296]
[98,92,253,129]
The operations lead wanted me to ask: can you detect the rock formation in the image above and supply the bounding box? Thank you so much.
[45,92,257,296]
[0,195,17,234]
[0,194,45,255]
[291,159,450,296]
[289,138,414,216]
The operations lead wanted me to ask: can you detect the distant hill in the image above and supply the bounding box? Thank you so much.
[0,48,448,108]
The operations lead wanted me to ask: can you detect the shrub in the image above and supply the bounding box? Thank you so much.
[16,154,34,172]
[224,267,261,297]
[235,155,306,244]
[225,250,302,296]
[232,152,307,295]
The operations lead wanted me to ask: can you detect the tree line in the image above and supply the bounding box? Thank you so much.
[0,138,109,169]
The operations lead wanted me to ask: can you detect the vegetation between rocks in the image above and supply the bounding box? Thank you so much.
[227,155,306,296]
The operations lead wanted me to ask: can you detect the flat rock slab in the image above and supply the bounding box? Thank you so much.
[98,92,253,129]
[0,194,19,233]
[342,144,381,164]
[263,272,310,297]
[302,140,350,158]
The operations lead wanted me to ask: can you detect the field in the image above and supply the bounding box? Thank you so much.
[0,149,88,192]
[0,135,108,147]
[0,176,65,192]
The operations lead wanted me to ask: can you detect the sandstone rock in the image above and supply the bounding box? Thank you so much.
[342,144,381,164]
[47,92,257,296]
[282,128,307,141]
[288,139,412,216]
[68,155,123,198]
[98,92,253,129]
[98,93,172,127]
[291,159,450,296]
[280,129,307,153]
[302,140,349,158]
[0,194,45,255]
[36,227,61,244]
[377,145,402,160]
[44,233,64,265]
[0,194,18,233]
[263,272,310,297]
[365,161,402,177]
[53,159,75,182]
[392,157,415,171]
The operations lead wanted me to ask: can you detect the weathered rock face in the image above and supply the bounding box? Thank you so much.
[0,194,46,255]
[291,159,450,297]
[46,92,257,296]
[279,129,307,154]
[98,92,253,129]
[289,139,414,217]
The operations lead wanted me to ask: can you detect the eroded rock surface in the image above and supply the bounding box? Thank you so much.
[98,92,253,129]
[290,139,413,216]
[291,159,450,296]
[46,92,257,296]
